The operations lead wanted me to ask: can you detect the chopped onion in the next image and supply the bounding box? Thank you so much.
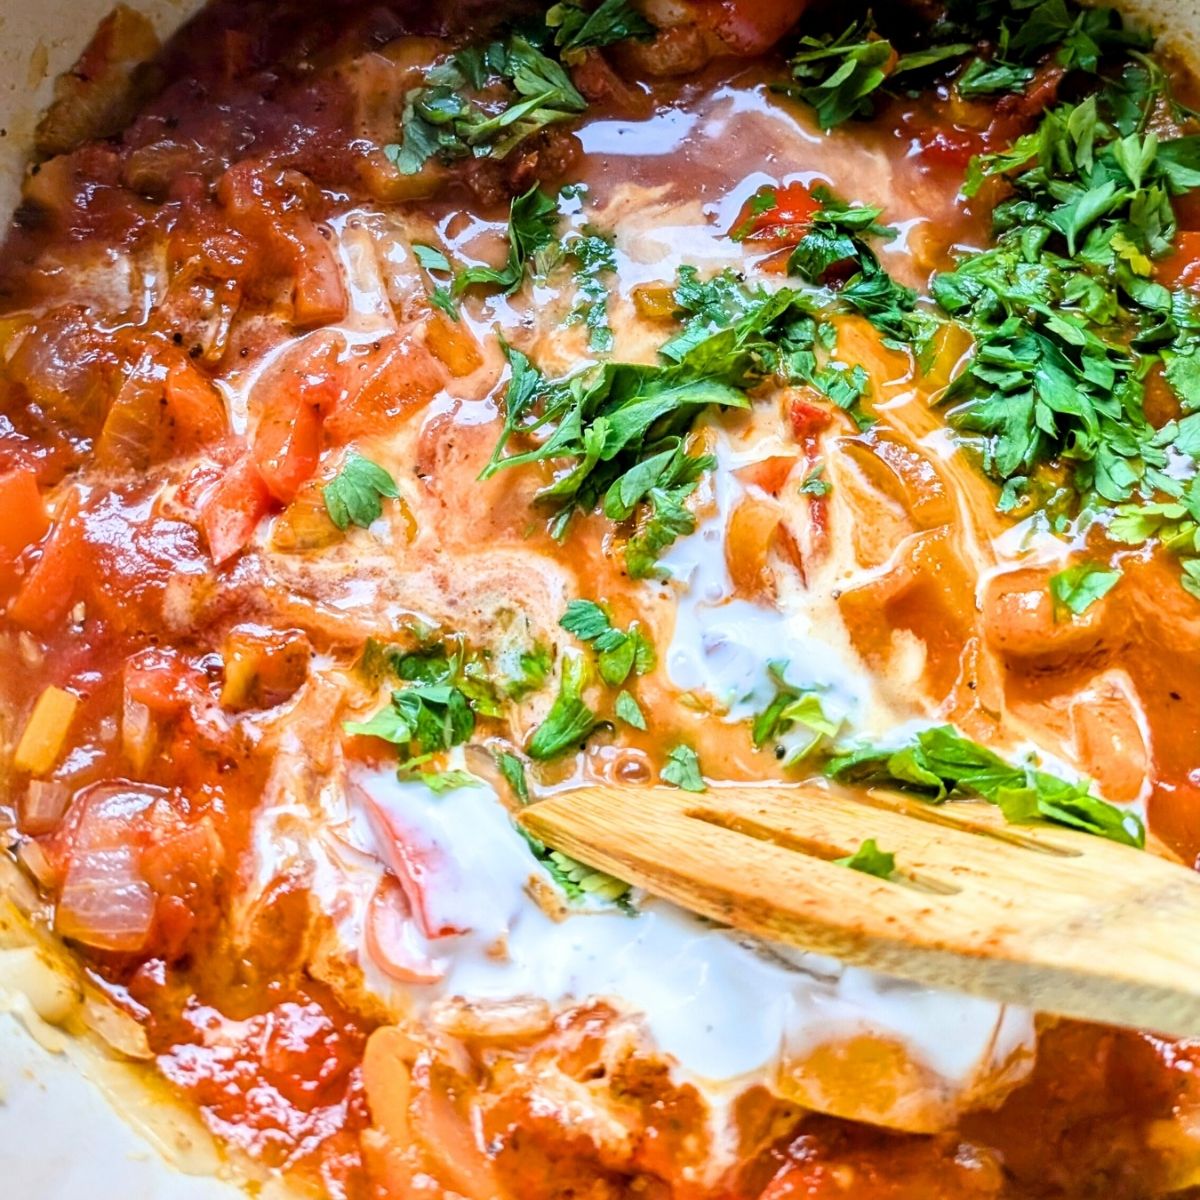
[365,876,446,985]
[20,780,71,836]
[55,845,155,954]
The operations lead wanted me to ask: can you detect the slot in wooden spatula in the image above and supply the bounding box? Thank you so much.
[519,781,1200,1037]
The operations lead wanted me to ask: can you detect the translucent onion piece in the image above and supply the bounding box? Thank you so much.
[55,846,155,954]
[21,779,71,836]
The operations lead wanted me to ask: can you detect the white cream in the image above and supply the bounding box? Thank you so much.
[338,768,1033,1091]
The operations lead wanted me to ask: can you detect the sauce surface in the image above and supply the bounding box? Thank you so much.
[4,2,1200,1197]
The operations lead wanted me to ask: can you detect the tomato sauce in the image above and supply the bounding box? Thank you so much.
[3,2,1200,1198]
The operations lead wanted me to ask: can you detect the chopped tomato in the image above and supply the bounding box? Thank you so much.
[253,389,325,503]
[1156,231,1200,292]
[8,498,83,633]
[365,876,447,985]
[199,453,273,565]
[734,180,820,247]
[787,390,834,441]
[0,467,49,571]
[326,333,443,444]
[735,455,798,496]
[700,0,811,56]
[726,495,786,602]
[164,359,228,445]
[124,648,209,715]
[359,788,467,940]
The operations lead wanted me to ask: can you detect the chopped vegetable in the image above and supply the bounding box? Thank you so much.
[14,685,79,775]
[387,35,586,175]
[559,599,656,686]
[527,652,598,760]
[324,453,401,531]
[455,186,559,297]
[495,750,530,802]
[1049,561,1122,616]
[828,725,1145,847]
[834,838,896,879]
[752,663,840,764]
[547,0,654,62]
[662,744,705,792]
[614,690,647,730]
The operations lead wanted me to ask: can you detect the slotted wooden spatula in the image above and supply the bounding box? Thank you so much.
[519,781,1200,1037]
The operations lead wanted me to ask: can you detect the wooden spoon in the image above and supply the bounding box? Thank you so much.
[519,781,1200,1037]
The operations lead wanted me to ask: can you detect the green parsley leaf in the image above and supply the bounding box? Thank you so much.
[387,34,586,176]
[614,689,647,730]
[495,750,530,803]
[827,724,1145,848]
[662,744,706,792]
[752,662,840,764]
[800,465,831,496]
[527,651,598,760]
[559,599,656,686]
[456,185,560,296]
[400,767,482,793]
[834,838,896,879]
[323,453,400,531]
[1049,560,1122,616]
[413,243,452,274]
[547,0,654,62]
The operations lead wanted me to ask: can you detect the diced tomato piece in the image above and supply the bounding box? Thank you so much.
[700,0,811,56]
[326,333,442,444]
[164,360,228,445]
[1156,231,1200,292]
[365,876,446,985]
[915,127,987,170]
[8,499,83,633]
[788,392,834,440]
[199,453,273,565]
[288,218,348,327]
[124,648,209,715]
[253,390,324,503]
[735,454,798,496]
[0,467,49,567]
[734,180,820,246]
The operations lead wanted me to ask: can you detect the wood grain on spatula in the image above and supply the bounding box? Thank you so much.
[518,782,1200,1037]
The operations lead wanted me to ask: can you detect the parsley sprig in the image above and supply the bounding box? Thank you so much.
[828,724,1145,847]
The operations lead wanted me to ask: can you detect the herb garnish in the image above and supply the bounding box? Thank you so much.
[387,35,586,175]
[662,744,706,792]
[455,185,560,297]
[752,662,840,765]
[1049,560,1122,615]
[559,599,656,685]
[323,453,400,530]
[547,0,654,63]
[828,724,1145,847]
[527,651,598,759]
[834,838,897,878]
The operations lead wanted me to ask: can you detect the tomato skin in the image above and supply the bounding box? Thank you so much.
[0,467,49,571]
[1156,231,1200,291]
[253,392,324,503]
[736,181,820,247]
[124,648,209,714]
[199,453,274,565]
[7,500,83,632]
[788,394,833,440]
[165,360,228,445]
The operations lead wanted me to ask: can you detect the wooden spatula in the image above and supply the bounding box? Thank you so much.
[519,780,1200,1037]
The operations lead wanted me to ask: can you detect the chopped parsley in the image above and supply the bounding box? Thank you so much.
[827,724,1145,848]
[547,0,654,63]
[799,465,831,496]
[399,766,482,793]
[752,662,840,765]
[834,838,896,879]
[614,689,647,730]
[387,34,585,175]
[527,651,598,759]
[559,599,656,685]
[1049,560,1122,616]
[662,744,706,792]
[495,749,530,802]
[455,185,560,297]
[567,232,618,352]
[413,242,458,318]
[931,78,1200,589]
[323,453,400,530]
